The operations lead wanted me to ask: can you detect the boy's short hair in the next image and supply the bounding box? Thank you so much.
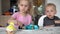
[46,3,56,11]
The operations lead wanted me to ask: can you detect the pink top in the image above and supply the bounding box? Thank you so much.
[12,12,32,26]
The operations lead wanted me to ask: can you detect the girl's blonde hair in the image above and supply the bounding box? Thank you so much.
[17,0,34,16]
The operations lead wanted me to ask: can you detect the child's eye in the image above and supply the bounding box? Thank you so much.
[25,5,28,7]
[46,11,49,12]
[51,10,54,12]
[20,4,28,7]
[20,4,23,6]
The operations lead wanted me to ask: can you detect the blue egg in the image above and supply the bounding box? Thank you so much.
[34,25,39,30]
[25,24,33,30]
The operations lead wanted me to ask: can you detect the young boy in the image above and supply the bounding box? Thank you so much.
[38,3,60,27]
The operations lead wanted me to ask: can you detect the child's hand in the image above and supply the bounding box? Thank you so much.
[8,19,23,28]
[17,21,23,28]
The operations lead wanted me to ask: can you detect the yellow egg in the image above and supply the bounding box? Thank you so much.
[6,22,16,31]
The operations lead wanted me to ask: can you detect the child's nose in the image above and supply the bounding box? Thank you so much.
[23,6,26,8]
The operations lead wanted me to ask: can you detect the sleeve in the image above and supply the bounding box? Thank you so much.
[38,15,47,26]
[11,13,17,19]
[28,15,32,25]
[30,16,32,24]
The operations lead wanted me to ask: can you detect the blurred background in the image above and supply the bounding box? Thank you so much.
[0,0,60,27]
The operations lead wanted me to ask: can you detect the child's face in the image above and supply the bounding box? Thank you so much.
[45,6,56,18]
[18,0,29,13]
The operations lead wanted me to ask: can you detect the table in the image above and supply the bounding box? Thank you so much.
[0,27,60,34]
[16,27,60,34]
[0,27,6,34]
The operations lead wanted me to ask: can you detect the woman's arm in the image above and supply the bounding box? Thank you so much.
[55,20,60,23]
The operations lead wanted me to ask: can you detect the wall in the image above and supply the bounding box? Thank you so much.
[0,0,10,15]
[46,0,60,18]
[0,16,11,26]
[0,0,1,15]
[1,0,10,13]
[0,0,10,26]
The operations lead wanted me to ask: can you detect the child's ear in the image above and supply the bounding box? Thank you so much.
[55,11,57,14]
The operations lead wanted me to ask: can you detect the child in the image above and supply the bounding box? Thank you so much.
[6,0,33,34]
[38,3,60,28]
